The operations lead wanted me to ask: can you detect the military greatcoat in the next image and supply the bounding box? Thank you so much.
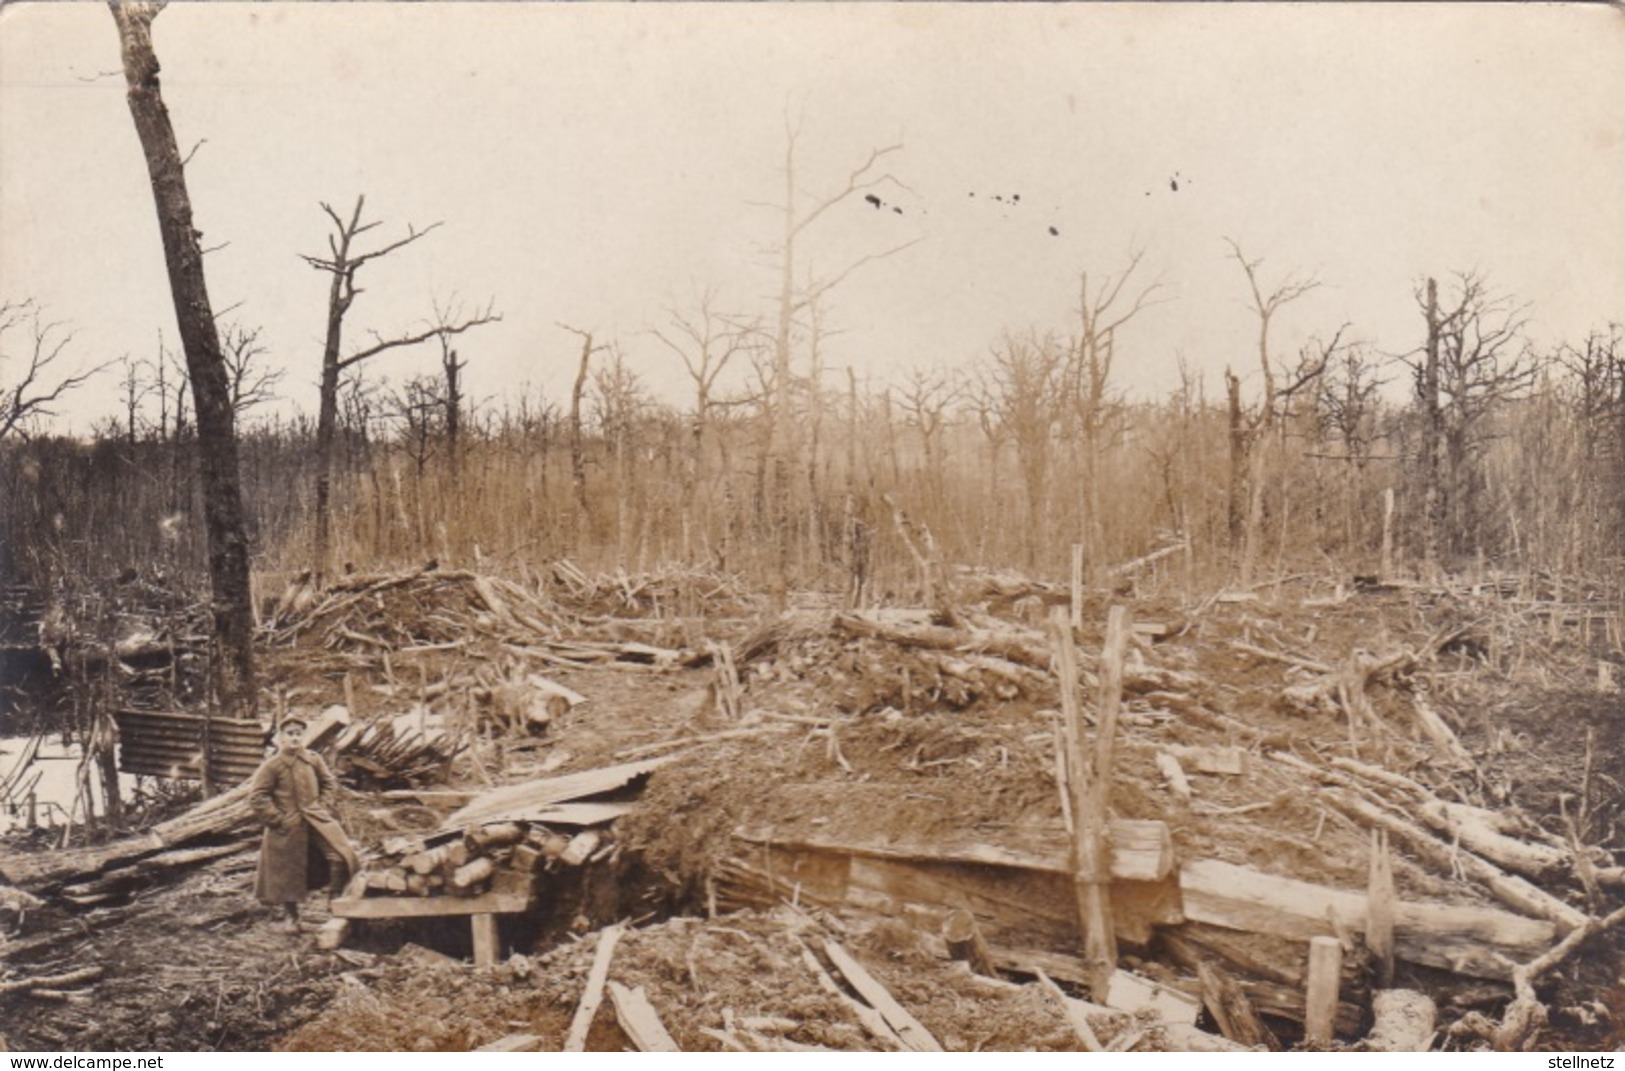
[248,747,359,904]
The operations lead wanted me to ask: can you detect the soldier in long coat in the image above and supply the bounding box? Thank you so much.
[249,716,359,931]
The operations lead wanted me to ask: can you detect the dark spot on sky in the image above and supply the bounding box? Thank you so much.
[1170,178,1179,192]
[1012,194,1021,203]
[864,193,882,209]
[892,206,903,215]
[1048,226,1059,236]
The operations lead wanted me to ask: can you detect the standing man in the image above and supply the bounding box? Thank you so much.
[249,716,359,932]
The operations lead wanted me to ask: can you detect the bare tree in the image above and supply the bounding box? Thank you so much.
[219,322,283,415]
[1223,239,1326,586]
[987,329,1068,568]
[559,324,608,550]
[760,120,921,602]
[650,287,756,559]
[1403,272,1535,568]
[1064,253,1166,579]
[0,300,106,439]
[110,0,256,725]
[897,365,960,507]
[300,195,500,576]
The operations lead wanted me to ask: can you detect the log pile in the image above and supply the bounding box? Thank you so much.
[349,818,613,901]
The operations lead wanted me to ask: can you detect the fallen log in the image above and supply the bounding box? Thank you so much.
[1320,790,1587,932]
[1415,798,1568,880]
[1362,990,1436,1051]
[0,965,103,996]
[1179,857,1557,980]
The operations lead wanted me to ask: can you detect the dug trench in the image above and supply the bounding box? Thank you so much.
[2,564,1624,1051]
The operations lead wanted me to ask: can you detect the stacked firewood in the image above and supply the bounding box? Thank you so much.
[353,820,613,899]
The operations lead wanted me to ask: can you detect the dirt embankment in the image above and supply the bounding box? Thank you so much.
[3,568,1623,1051]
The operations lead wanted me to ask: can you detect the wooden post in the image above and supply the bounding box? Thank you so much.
[470,913,499,967]
[1304,935,1343,1046]
[1070,542,1084,630]
[1367,829,1395,988]
[1049,605,1129,998]
[1380,488,1394,580]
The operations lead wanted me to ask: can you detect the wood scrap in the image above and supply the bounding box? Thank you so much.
[1035,968,1104,1052]
[798,943,905,1050]
[822,938,944,1052]
[441,756,674,830]
[606,981,681,1052]
[563,924,623,1052]
[1196,959,1279,1050]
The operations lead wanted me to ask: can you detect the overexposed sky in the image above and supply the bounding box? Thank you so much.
[2,2,1622,429]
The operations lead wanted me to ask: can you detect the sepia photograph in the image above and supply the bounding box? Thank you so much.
[1,0,1622,1054]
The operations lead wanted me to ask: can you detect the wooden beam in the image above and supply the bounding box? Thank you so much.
[329,891,529,920]
[731,816,1173,882]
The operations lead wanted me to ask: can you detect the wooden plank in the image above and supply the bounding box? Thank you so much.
[1179,858,1555,980]
[607,981,681,1052]
[564,924,623,1052]
[822,939,944,1052]
[329,891,529,920]
[799,945,905,1050]
[441,756,675,831]
[1103,968,1200,1025]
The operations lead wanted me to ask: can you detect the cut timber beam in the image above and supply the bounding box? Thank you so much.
[733,817,1173,882]
[329,891,529,919]
[1179,858,1555,980]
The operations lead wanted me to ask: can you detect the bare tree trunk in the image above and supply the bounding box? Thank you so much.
[1419,277,1443,577]
[567,330,596,551]
[110,0,255,722]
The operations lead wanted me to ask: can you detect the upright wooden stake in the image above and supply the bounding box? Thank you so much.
[1304,935,1343,1046]
[1050,605,1130,998]
[1380,488,1395,580]
[1070,543,1084,630]
[1367,829,1395,988]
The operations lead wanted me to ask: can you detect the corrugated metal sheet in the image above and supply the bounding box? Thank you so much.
[114,709,267,784]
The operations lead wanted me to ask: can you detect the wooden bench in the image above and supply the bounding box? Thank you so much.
[330,890,530,966]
